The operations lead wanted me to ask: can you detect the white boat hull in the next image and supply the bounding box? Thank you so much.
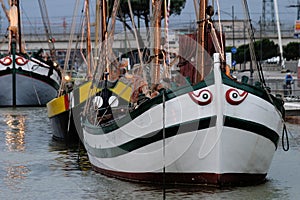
[82,54,283,186]
[0,55,60,106]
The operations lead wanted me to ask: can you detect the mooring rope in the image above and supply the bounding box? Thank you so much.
[282,123,289,151]
[32,82,42,105]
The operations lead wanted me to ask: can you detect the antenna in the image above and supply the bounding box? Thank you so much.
[286,0,300,20]
[262,0,276,33]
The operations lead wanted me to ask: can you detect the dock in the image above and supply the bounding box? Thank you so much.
[284,101,300,116]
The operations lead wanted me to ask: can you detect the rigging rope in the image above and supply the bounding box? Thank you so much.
[127,0,145,77]
[241,0,266,86]
[162,89,166,199]
[215,0,225,59]
[208,21,225,62]
[106,0,120,64]
[58,0,81,96]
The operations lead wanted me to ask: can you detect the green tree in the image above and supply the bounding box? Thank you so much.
[254,39,278,61]
[283,42,300,60]
[109,0,186,30]
[235,44,250,64]
[233,39,278,64]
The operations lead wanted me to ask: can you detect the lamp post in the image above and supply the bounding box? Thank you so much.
[230,6,236,71]
[232,6,235,47]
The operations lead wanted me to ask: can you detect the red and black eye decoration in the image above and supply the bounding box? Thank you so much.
[15,57,29,66]
[225,88,248,105]
[189,89,213,106]
[0,56,12,66]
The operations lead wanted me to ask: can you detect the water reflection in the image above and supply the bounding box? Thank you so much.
[48,140,91,174]
[3,164,30,191]
[2,113,29,191]
[4,114,26,152]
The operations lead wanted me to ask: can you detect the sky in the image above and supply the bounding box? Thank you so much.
[1,0,298,31]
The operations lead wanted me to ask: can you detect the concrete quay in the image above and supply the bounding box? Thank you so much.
[234,67,300,116]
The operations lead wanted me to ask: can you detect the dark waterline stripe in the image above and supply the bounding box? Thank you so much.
[223,115,279,148]
[84,116,217,158]
[85,114,279,158]
[92,165,267,187]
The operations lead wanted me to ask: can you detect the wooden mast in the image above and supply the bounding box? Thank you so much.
[102,0,109,79]
[152,0,162,84]
[95,0,100,49]
[16,0,21,53]
[94,0,100,72]
[196,0,208,82]
[102,0,107,42]
[12,0,20,107]
[85,0,92,78]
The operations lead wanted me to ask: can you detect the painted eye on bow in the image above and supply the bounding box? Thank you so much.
[0,56,12,66]
[226,88,248,105]
[189,89,213,106]
[93,96,103,108]
[109,96,119,108]
[15,57,29,66]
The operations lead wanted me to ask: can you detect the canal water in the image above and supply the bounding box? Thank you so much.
[0,107,299,200]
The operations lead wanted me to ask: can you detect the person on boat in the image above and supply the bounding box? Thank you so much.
[32,48,44,59]
[285,71,294,96]
[221,64,237,80]
[225,64,231,77]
